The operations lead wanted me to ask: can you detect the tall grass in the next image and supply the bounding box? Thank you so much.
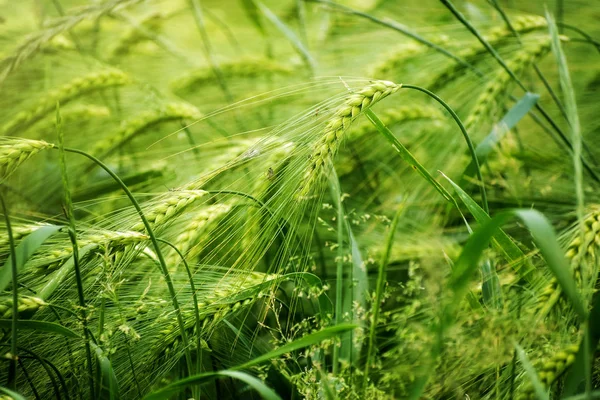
[0,0,599,399]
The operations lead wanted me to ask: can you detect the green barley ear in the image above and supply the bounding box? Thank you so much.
[298,80,401,198]
[537,208,600,315]
[90,102,202,158]
[0,139,54,181]
[131,190,208,232]
[1,70,131,135]
[521,343,579,398]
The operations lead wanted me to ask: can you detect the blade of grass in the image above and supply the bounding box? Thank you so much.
[442,172,534,283]
[463,92,540,177]
[328,169,345,374]
[0,386,27,400]
[547,11,585,229]
[0,319,80,338]
[217,371,282,400]
[253,0,316,72]
[91,342,120,400]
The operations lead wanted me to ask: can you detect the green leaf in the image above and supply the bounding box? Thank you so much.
[463,92,539,177]
[365,109,455,204]
[143,323,356,400]
[0,225,63,292]
[442,173,534,283]
[0,386,27,400]
[217,371,282,400]
[0,319,80,339]
[91,342,120,400]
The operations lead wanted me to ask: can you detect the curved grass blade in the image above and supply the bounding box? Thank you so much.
[0,319,80,339]
[253,0,316,71]
[547,11,585,224]
[91,342,120,400]
[442,172,534,282]
[0,386,27,400]
[143,323,356,400]
[217,371,282,400]
[0,225,63,292]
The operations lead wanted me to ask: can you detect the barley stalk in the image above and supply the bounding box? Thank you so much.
[131,190,208,233]
[430,15,548,91]
[1,70,130,135]
[91,102,202,157]
[463,38,551,131]
[0,296,47,319]
[171,57,294,93]
[537,209,600,314]
[0,139,54,181]
[167,203,232,268]
[298,80,401,197]
[520,343,579,399]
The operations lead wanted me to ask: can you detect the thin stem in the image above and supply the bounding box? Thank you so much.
[311,0,482,77]
[56,105,96,399]
[402,84,489,214]
[157,238,203,398]
[363,206,401,393]
[58,146,194,377]
[0,193,18,389]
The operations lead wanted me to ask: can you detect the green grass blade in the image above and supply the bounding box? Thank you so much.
[0,386,27,400]
[0,225,63,292]
[365,109,455,204]
[0,319,80,339]
[546,11,585,226]
[515,343,549,400]
[253,0,316,71]
[91,342,120,400]
[217,371,282,400]
[463,92,540,177]
[442,172,534,282]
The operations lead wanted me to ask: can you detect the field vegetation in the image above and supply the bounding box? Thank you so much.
[0,0,599,399]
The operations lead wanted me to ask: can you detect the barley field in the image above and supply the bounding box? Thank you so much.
[0,0,599,399]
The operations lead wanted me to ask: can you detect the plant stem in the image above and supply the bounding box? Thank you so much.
[0,193,18,389]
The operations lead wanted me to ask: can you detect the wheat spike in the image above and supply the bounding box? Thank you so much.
[91,102,202,157]
[131,190,208,233]
[1,70,130,135]
[0,139,54,181]
[463,38,550,131]
[171,57,294,93]
[298,80,401,197]
[520,343,579,399]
